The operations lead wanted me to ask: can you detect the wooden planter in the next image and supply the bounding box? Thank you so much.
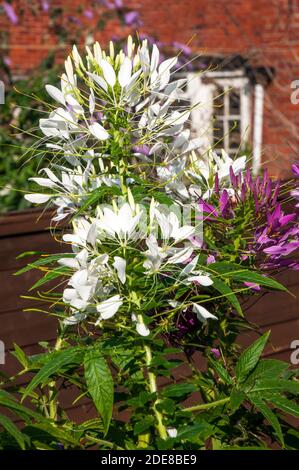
[0,209,298,423]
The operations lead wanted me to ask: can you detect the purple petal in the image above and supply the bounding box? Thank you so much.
[124,11,139,25]
[292,162,299,177]
[3,2,18,24]
[244,282,261,292]
[211,348,221,359]
[84,10,94,19]
[207,254,216,264]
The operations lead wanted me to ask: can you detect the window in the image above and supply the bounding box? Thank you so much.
[180,70,252,157]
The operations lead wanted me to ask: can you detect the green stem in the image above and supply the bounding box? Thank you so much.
[183,397,230,413]
[48,336,63,421]
[144,345,168,441]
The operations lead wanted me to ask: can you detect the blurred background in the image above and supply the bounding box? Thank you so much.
[0,0,298,420]
[1,0,299,212]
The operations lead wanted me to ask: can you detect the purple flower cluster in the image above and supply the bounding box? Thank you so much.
[200,165,299,271]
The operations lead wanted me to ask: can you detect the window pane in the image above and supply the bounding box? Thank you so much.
[213,119,224,147]
[229,89,240,116]
[228,119,240,149]
[213,86,225,116]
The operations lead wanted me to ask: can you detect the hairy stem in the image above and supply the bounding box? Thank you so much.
[48,336,63,421]
[144,345,168,441]
[183,397,230,413]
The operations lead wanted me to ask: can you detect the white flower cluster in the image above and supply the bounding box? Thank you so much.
[57,197,213,334]
[25,37,247,335]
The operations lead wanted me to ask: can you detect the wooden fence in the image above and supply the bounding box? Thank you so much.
[0,209,298,423]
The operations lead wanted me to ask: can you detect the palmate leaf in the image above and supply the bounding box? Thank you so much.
[249,394,284,446]
[84,348,114,435]
[0,414,28,450]
[236,331,270,383]
[244,359,289,385]
[250,378,299,395]
[22,347,84,400]
[210,262,287,292]
[230,389,246,413]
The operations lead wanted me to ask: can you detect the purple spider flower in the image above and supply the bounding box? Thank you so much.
[211,348,221,359]
[41,0,50,12]
[124,11,139,26]
[84,9,93,20]
[2,2,18,24]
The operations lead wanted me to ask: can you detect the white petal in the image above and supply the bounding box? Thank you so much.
[45,84,66,105]
[150,44,160,73]
[167,427,178,438]
[136,322,150,337]
[193,304,218,322]
[167,246,193,264]
[87,72,108,92]
[89,89,95,115]
[64,312,86,325]
[89,122,109,140]
[101,59,116,88]
[58,258,79,269]
[113,256,126,284]
[97,295,122,320]
[187,275,213,286]
[24,193,51,204]
[29,177,58,189]
[118,57,132,88]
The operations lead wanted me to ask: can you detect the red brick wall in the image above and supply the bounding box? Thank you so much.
[2,0,299,177]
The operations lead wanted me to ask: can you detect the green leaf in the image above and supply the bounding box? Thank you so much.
[269,395,299,418]
[11,343,29,369]
[84,349,114,434]
[230,389,245,413]
[25,423,79,447]
[14,253,73,275]
[163,383,197,398]
[133,417,154,435]
[249,394,284,446]
[209,357,233,385]
[211,277,243,316]
[244,359,289,385]
[250,379,299,395]
[211,263,287,292]
[23,347,83,400]
[176,422,214,441]
[0,391,44,422]
[236,331,270,383]
[29,266,69,291]
[0,414,28,450]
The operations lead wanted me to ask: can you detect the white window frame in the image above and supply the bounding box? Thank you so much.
[179,70,263,169]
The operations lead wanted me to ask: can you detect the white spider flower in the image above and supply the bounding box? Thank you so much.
[154,209,194,243]
[96,295,123,321]
[187,150,247,200]
[96,203,143,242]
[180,256,213,287]
[192,304,218,323]
[131,314,150,337]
